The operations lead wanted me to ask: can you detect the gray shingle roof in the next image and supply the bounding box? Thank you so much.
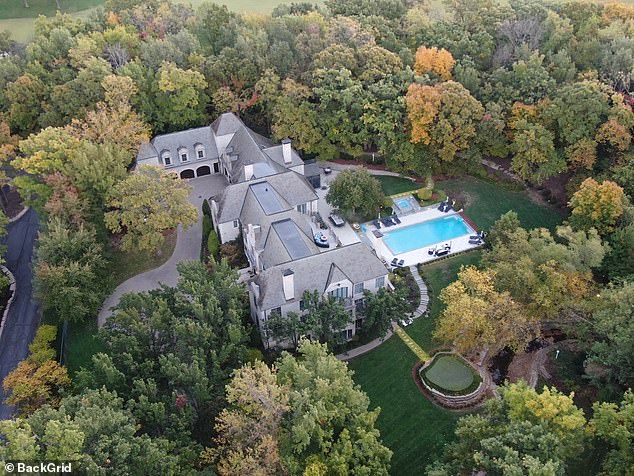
[215,171,318,223]
[148,125,219,163]
[211,112,246,136]
[263,145,304,168]
[260,217,319,268]
[137,142,158,160]
[227,126,283,182]
[253,243,388,310]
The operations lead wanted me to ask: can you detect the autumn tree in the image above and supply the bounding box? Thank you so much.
[44,173,90,228]
[435,266,535,359]
[105,165,197,253]
[414,46,455,81]
[568,178,626,235]
[326,167,385,220]
[406,81,484,162]
[2,325,70,416]
[482,218,606,320]
[67,75,150,157]
[208,361,290,475]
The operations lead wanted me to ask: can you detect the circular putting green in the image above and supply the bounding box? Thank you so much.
[423,354,477,393]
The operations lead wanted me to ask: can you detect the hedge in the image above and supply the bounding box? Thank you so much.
[207,230,220,258]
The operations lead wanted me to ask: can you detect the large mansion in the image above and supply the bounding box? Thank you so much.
[137,113,391,347]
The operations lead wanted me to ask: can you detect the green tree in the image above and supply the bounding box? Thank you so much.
[105,165,197,253]
[326,168,384,220]
[602,223,634,281]
[589,390,634,476]
[0,388,182,474]
[584,281,634,387]
[35,219,106,323]
[75,260,249,457]
[428,381,586,475]
[568,178,626,235]
[155,61,208,132]
[362,287,408,339]
[276,340,392,475]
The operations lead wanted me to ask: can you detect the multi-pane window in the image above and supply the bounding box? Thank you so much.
[329,286,348,299]
[354,283,364,295]
[162,154,171,166]
[233,220,239,228]
[181,153,188,162]
[270,307,281,317]
[299,300,305,311]
[197,149,204,159]
[297,203,307,214]
[375,276,385,289]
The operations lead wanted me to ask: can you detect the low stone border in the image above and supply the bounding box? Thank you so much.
[8,206,29,223]
[0,265,17,339]
[415,351,490,410]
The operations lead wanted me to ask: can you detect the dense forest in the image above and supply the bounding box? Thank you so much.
[0,0,633,474]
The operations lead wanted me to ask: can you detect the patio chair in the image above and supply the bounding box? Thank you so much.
[382,218,393,227]
[428,247,436,255]
[391,258,398,266]
[469,238,482,245]
[397,259,404,267]
[469,234,480,240]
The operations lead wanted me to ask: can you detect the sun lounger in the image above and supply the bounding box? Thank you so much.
[393,215,401,224]
[428,247,436,255]
[373,220,381,229]
[435,248,450,257]
[397,259,404,266]
[468,238,482,245]
[437,202,446,212]
[381,218,393,227]
[469,235,480,240]
[391,258,398,266]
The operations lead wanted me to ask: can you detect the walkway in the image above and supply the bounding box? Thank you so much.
[97,175,227,326]
[0,209,40,419]
[337,265,431,361]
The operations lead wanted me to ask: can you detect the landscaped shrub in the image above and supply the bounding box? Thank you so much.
[207,230,219,258]
[383,197,394,208]
[220,239,249,268]
[453,199,464,211]
[202,199,211,218]
[244,347,264,363]
[203,215,213,238]
[417,187,433,201]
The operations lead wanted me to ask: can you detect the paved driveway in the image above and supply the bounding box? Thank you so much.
[98,175,227,326]
[0,209,39,419]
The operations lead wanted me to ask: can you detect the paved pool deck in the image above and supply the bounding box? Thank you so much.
[364,206,483,267]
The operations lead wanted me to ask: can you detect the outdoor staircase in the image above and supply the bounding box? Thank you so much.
[409,265,429,317]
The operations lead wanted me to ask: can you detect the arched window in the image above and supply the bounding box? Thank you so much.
[178,147,189,162]
[195,144,205,160]
[161,151,172,166]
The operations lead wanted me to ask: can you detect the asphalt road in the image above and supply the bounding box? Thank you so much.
[0,209,39,420]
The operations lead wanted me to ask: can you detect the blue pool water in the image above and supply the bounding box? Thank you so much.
[383,215,473,254]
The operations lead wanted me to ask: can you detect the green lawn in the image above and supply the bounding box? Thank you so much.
[424,355,475,392]
[441,176,565,232]
[376,175,420,196]
[348,252,481,475]
[63,317,106,375]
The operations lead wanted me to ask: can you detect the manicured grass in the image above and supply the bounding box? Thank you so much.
[349,252,481,475]
[424,355,475,392]
[441,176,565,232]
[376,175,420,196]
[348,337,460,476]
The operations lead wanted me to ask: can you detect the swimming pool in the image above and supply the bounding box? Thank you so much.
[383,215,473,254]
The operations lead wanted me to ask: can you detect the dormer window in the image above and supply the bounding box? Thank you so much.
[195,144,205,159]
[161,151,172,166]
[178,147,189,162]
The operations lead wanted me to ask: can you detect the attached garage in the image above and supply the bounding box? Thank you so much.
[180,169,195,179]
[196,165,211,177]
